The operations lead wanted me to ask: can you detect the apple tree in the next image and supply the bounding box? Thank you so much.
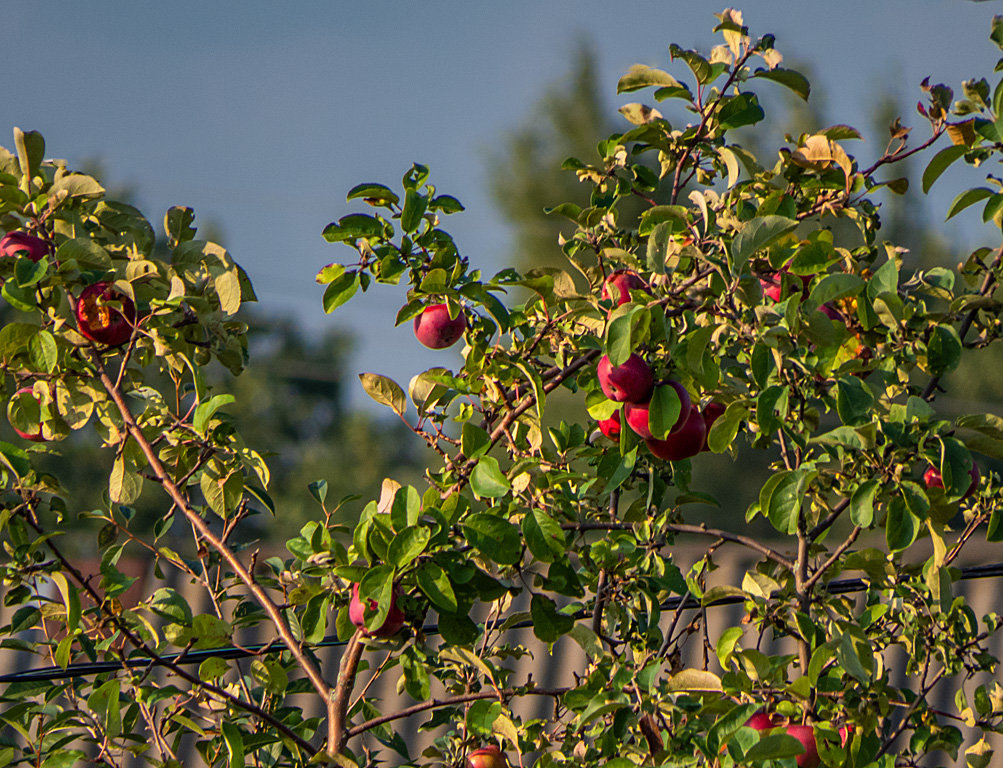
[2,8,1003,768]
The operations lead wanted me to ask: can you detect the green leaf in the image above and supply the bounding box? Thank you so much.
[925,324,962,376]
[346,182,399,206]
[400,189,428,233]
[28,330,57,373]
[416,561,457,612]
[717,92,765,130]
[221,721,244,768]
[387,526,430,570]
[756,385,788,435]
[13,127,44,180]
[745,733,807,762]
[521,508,566,563]
[358,373,406,415]
[604,446,638,491]
[752,68,810,100]
[193,394,236,435]
[322,213,385,242]
[992,15,1003,49]
[763,471,802,535]
[850,479,880,527]
[322,270,360,313]
[707,404,745,453]
[49,173,104,200]
[431,194,464,214]
[946,187,994,220]
[804,272,864,312]
[461,421,491,459]
[14,257,46,288]
[109,455,143,505]
[617,64,682,93]
[648,384,682,440]
[530,594,574,643]
[666,668,723,692]
[469,456,511,499]
[886,496,919,551]
[164,206,197,246]
[730,215,797,276]
[922,145,968,194]
[198,656,229,681]
[87,679,121,737]
[646,221,672,275]
[462,513,521,565]
[835,377,874,426]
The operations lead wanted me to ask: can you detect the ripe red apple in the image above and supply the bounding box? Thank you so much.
[745,711,778,731]
[923,463,980,498]
[349,583,405,638]
[759,267,810,302]
[0,231,50,263]
[785,724,820,768]
[597,354,654,403]
[601,270,650,307]
[624,381,691,439]
[9,386,44,442]
[413,303,466,349]
[700,401,726,451]
[75,282,137,347]
[597,409,621,441]
[645,405,706,461]
[466,745,507,768]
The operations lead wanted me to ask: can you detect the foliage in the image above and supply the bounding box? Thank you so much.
[2,9,1003,768]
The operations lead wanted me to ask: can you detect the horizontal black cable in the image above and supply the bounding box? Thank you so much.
[3,562,1003,685]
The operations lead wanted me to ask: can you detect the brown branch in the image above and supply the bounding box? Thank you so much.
[22,511,316,757]
[808,497,850,541]
[803,525,862,593]
[345,687,569,739]
[563,520,795,571]
[89,352,336,751]
[330,632,365,755]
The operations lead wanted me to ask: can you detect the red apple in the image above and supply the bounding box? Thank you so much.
[700,401,726,451]
[413,303,466,349]
[839,724,853,748]
[597,354,654,403]
[601,270,650,307]
[923,463,980,499]
[0,231,50,263]
[349,583,405,638]
[75,282,136,347]
[624,381,691,439]
[785,724,820,768]
[745,711,778,731]
[760,267,810,302]
[9,386,44,442]
[466,745,507,768]
[818,302,841,321]
[597,409,621,441]
[645,405,706,461]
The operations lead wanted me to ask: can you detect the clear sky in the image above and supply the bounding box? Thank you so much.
[5,1,1003,408]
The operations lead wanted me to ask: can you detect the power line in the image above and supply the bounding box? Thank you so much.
[4,562,1003,685]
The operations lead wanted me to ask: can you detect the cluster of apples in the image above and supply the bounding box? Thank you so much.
[2,230,139,443]
[0,229,137,347]
[743,711,854,768]
[596,271,722,461]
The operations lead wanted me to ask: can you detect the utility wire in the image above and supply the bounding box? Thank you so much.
[4,562,1003,685]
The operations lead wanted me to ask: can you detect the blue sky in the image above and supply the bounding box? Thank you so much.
[5,1,1003,408]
